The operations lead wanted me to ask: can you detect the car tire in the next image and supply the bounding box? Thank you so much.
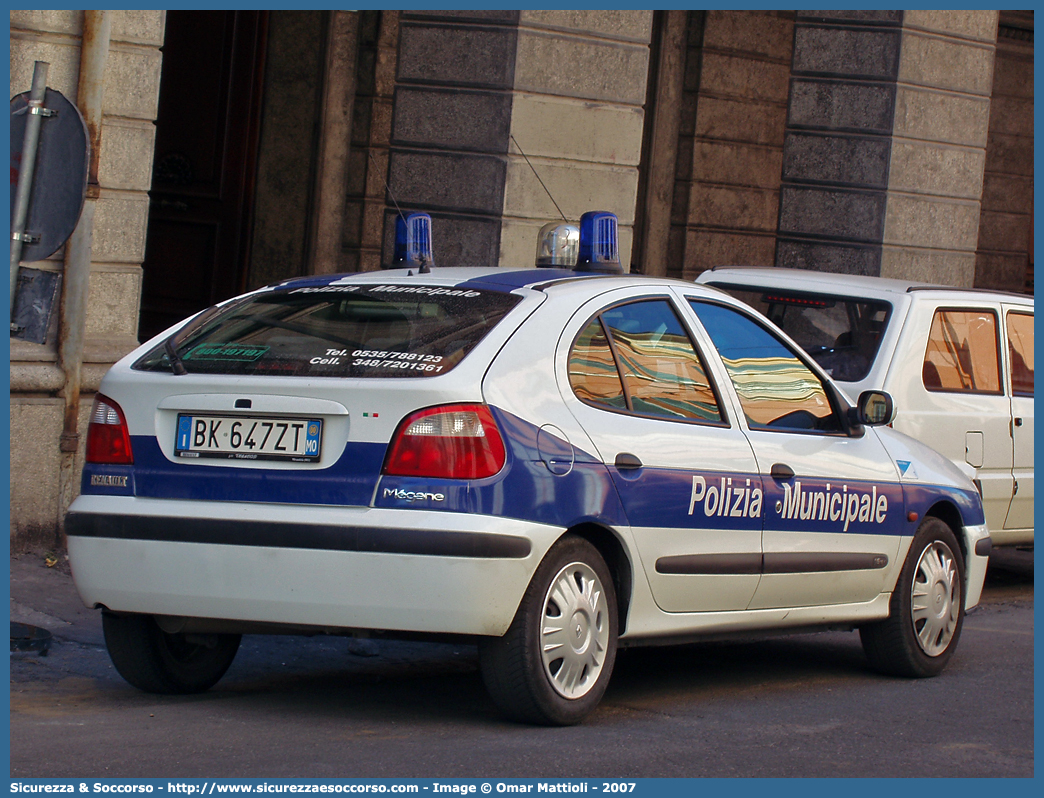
[860,517,965,678]
[478,535,618,725]
[102,611,241,694]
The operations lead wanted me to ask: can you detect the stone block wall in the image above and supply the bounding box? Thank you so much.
[388,10,651,271]
[247,11,326,289]
[776,10,1000,287]
[975,13,1034,292]
[671,11,794,279]
[9,10,165,545]
[881,10,997,285]
[344,11,399,273]
[502,9,650,269]
[387,10,518,269]
[777,10,903,276]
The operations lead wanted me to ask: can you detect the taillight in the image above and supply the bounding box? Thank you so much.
[383,404,506,480]
[86,394,134,465]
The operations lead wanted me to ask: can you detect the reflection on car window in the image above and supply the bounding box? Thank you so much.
[569,300,723,423]
[708,284,890,382]
[132,285,521,378]
[922,309,1000,394]
[1006,312,1033,397]
[688,301,839,432]
[568,319,626,410]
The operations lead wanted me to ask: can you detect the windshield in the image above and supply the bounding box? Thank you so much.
[133,283,522,378]
[707,284,891,383]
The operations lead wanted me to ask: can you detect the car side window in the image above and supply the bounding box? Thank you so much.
[568,299,724,423]
[568,318,627,410]
[688,300,840,433]
[1006,312,1034,397]
[922,309,1001,394]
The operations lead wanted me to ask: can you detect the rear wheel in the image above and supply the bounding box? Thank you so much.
[102,612,241,694]
[861,517,965,677]
[479,536,618,725]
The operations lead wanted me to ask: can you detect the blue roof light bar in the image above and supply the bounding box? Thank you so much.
[575,211,623,274]
[392,212,435,272]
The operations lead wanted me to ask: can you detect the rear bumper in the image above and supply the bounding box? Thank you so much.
[66,495,562,637]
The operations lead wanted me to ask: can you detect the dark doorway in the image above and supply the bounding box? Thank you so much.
[138,10,268,341]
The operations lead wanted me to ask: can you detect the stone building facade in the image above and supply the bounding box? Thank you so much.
[8,9,1033,546]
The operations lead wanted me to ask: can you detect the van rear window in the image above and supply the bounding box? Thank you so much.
[133,284,522,378]
[708,284,891,383]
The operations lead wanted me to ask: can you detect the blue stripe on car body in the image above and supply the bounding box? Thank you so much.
[902,482,985,528]
[94,437,387,506]
[454,269,588,292]
[79,405,983,535]
[265,269,584,295]
[759,475,907,537]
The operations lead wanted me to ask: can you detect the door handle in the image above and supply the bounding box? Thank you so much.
[1014,417,1024,427]
[615,453,643,470]
[770,463,795,480]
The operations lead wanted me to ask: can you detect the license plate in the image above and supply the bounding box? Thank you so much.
[175,415,323,461]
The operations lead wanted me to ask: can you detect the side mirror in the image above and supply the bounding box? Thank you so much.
[857,390,895,426]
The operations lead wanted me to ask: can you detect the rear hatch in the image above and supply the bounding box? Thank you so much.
[82,279,531,508]
[700,281,894,385]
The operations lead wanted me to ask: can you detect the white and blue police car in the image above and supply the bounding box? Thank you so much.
[67,212,990,725]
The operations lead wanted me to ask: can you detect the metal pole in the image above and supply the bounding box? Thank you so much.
[10,60,49,315]
[56,11,112,543]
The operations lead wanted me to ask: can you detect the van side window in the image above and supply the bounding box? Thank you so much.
[1006,312,1034,397]
[922,309,1001,394]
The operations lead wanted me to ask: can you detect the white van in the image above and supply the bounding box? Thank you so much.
[697,267,1033,547]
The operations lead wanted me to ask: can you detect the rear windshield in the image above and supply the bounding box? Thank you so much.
[708,284,891,383]
[133,283,522,378]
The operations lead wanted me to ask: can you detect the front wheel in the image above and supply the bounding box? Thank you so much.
[479,536,618,725]
[103,612,241,694]
[860,517,965,677]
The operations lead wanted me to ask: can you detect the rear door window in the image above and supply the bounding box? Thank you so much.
[922,309,1001,394]
[133,284,522,378]
[568,319,627,410]
[567,299,724,424]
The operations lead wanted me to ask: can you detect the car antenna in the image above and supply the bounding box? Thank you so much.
[511,135,568,222]
[368,151,431,274]
[369,149,406,223]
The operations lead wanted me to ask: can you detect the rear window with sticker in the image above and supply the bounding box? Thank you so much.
[133,284,522,378]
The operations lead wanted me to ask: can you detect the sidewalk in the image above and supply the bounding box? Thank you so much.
[10,550,104,648]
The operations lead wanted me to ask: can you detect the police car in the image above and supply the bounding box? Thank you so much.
[67,212,989,725]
